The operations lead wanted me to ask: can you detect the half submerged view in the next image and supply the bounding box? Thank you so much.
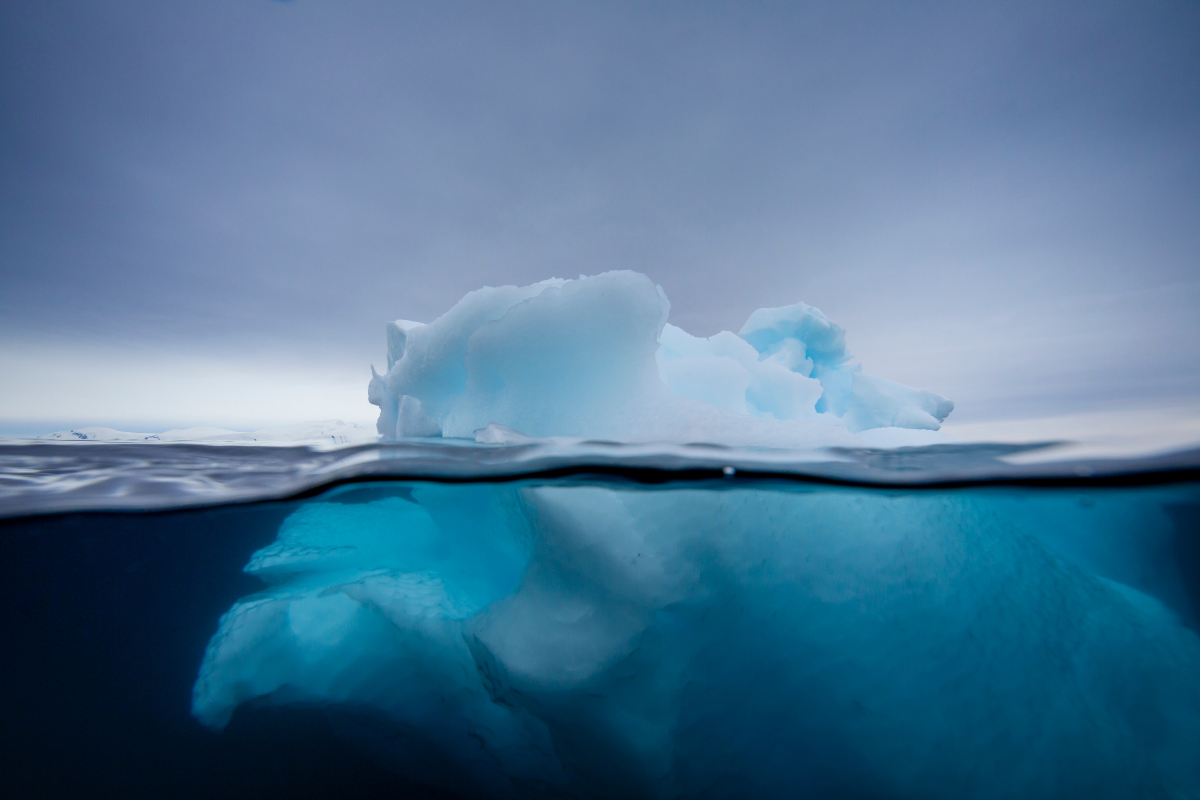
[4,272,1199,798]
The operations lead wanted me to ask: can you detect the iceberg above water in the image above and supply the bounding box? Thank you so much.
[369,271,953,446]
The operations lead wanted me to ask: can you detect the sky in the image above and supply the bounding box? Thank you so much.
[1,0,1198,435]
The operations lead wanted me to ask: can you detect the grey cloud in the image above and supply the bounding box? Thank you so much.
[1,0,1197,422]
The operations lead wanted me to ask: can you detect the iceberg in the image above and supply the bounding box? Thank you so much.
[190,272,1200,797]
[368,271,952,446]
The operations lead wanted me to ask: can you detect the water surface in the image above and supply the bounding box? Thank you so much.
[3,441,1199,798]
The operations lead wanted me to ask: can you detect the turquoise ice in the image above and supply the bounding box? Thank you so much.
[193,481,1200,798]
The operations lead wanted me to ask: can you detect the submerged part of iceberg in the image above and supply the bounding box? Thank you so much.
[368,271,952,445]
[193,481,1200,798]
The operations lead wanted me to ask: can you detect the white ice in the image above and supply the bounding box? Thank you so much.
[369,271,952,447]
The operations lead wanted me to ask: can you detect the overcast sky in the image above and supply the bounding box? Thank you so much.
[1,0,1197,433]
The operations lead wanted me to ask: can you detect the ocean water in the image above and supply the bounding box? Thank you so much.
[2,440,1199,799]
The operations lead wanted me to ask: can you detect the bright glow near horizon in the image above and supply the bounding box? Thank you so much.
[0,344,375,434]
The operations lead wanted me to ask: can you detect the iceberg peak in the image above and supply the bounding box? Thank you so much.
[369,271,952,446]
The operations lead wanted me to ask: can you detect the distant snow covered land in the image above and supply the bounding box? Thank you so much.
[37,420,376,445]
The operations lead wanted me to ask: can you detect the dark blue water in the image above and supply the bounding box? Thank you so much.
[1,501,454,798]
[2,442,1199,799]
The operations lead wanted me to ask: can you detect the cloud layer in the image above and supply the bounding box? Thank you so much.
[2,1,1197,429]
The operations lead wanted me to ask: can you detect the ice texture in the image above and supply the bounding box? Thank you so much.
[193,482,1200,798]
[368,271,952,445]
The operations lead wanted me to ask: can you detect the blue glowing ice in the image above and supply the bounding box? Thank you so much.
[193,482,1200,797]
[368,271,952,445]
